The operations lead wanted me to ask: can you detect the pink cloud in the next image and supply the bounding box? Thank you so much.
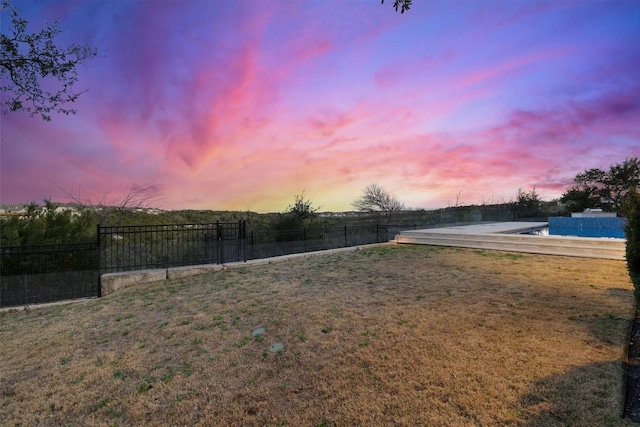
[3,0,639,212]
[454,48,570,91]
[306,101,375,139]
[374,50,454,89]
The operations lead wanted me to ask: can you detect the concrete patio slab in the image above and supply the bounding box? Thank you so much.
[396,222,626,260]
[406,222,548,235]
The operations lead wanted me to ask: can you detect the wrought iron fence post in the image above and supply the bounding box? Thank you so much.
[243,220,247,262]
[250,230,254,260]
[204,227,213,264]
[96,224,102,298]
[22,273,27,306]
[216,221,223,264]
[239,220,246,262]
[344,226,347,247]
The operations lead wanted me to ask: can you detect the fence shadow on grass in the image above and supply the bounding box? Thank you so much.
[520,360,630,426]
[607,288,635,305]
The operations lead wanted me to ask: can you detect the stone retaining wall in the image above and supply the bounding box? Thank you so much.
[100,243,391,296]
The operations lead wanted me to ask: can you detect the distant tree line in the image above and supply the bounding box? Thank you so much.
[7,162,640,249]
[0,182,557,247]
[0,200,96,245]
[0,203,270,246]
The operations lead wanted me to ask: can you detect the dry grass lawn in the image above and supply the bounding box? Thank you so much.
[0,244,636,426]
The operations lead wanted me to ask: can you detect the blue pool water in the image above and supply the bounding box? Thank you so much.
[548,217,626,238]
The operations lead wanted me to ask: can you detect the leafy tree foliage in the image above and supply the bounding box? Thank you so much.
[624,188,640,303]
[352,183,405,222]
[561,157,640,214]
[559,187,594,214]
[0,0,97,120]
[273,192,319,232]
[382,0,412,13]
[287,192,319,222]
[510,187,541,220]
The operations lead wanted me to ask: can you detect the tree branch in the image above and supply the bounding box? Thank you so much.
[1,0,98,120]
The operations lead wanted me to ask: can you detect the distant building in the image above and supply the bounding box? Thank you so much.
[571,208,617,218]
[0,204,27,217]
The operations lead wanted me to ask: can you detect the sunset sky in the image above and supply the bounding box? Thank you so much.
[1,0,639,213]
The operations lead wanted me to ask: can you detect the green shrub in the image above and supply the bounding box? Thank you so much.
[624,188,640,304]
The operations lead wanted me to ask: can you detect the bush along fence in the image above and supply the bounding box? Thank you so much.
[1,221,398,308]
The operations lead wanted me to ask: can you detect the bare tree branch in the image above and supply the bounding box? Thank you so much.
[49,179,165,223]
[352,183,405,222]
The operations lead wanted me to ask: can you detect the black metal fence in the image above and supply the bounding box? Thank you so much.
[0,243,99,307]
[98,221,246,274]
[245,224,388,260]
[98,222,394,274]
[0,221,410,308]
